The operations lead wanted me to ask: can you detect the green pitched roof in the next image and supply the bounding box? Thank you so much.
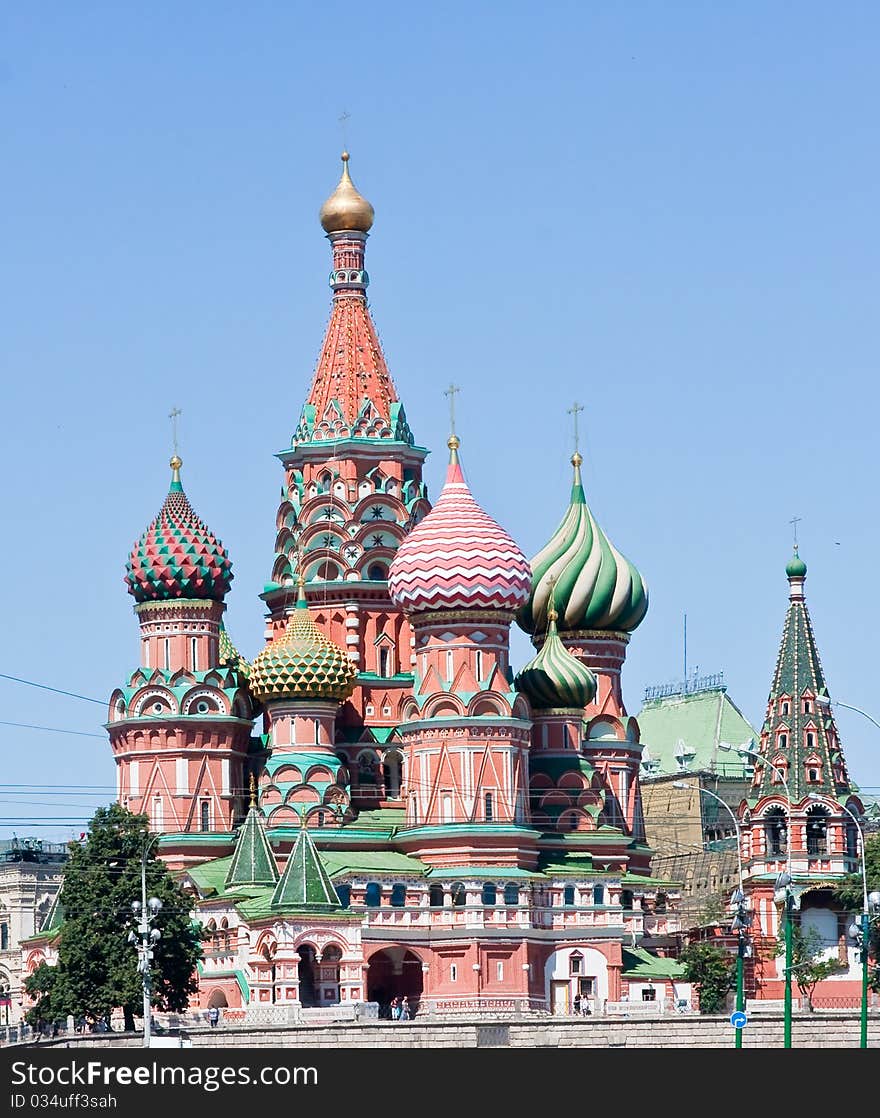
[187,855,235,896]
[637,685,757,777]
[270,827,341,910]
[621,946,686,979]
[225,806,279,889]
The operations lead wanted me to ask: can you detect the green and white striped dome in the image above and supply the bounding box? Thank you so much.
[514,591,596,709]
[517,454,648,636]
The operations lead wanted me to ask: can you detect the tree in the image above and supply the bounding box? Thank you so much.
[834,832,880,991]
[678,941,734,1013]
[773,921,844,1009]
[25,804,202,1032]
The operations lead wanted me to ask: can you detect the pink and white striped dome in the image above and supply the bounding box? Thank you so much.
[389,439,532,614]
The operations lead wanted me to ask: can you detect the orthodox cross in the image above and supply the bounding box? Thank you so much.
[567,401,584,454]
[168,407,182,455]
[444,383,461,434]
[790,516,802,548]
[339,110,351,150]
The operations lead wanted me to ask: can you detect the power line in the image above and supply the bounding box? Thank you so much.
[0,672,106,706]
[0,721,104,739]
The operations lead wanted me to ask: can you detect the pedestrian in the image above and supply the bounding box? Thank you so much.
[400,996,410,1021]
[208,1006,220,1028]
[390,996,400,1021]
[573,993,581,1016]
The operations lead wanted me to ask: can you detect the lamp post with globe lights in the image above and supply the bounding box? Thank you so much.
[673,780,752,1047]
[127,833,163,1048]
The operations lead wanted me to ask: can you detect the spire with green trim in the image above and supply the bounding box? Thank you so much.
[270,825,341,911]
[225,776,279,889]
[517,452,648,636]
[515,581,597,709]
[754,548,853,802]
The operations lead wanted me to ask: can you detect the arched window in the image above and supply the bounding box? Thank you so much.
[368,563,386,581]
[806,807,828,856]
[503,883,519,907]
[655,892,668,914]
[764,807,788,856]
[563,885,575,906]
[806,731,815,750]
[390,884,406,908]
[378,647,390,677]
[484,792,494,821]
[620,889,633,910]
[593,884,604,906]
[481,883,497,906]
[364,882,381,908]
[336,884,351,908]
[429,884,445,908]
[200,801,210,832]
[451,882,467,908]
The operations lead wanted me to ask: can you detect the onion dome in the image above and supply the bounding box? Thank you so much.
[786,547,807,579]
[249,579,356,703]
[517,454,648,635]
[515,586,596,709]
[388,436,532,614]
[218,622,251,680]
[125,457,233,603]
[319,152,375,234]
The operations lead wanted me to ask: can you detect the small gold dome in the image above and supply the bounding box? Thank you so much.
[319,152,375,234]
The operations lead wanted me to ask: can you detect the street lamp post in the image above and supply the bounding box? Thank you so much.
[673,780,751,1047]
[720,741,795,1047]
[127,834,162,1048]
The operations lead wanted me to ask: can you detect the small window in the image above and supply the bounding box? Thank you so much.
[316,810,325,827]
[475,649,483,680]
[336,884,351,908]
[451,882,466,908]
[803,699,812,713]
[806,732,815,750]
[781,701,790,716]
[808,768,818,782]
[368,563,385,581]
[429,884,445,908]
[390,884,406,907]
[484,792,494,821]
[503,883,519,906]
[378,647,390,677]
[164,638,171,670]
[563,885,575,906]
[445,649,454,681]
[191,637,198,671]
[778,733,788,750]
[570,952,583,975]
[450,964,457,983]
[0,923,7,950]
[365,882,381,907]
[496,961,504,982]
[481,883,497,906]
[200,801,210,832]
[641,987,657,1002]
[620,889,633,910]
[593,884,604,906]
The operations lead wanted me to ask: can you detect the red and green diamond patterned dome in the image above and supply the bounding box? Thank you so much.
[388,437,532,614]
[125,457,234,603]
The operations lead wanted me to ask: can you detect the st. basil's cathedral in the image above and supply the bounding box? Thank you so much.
[28,153,867,1020]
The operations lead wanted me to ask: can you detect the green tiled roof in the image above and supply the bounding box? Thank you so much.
[621,946,686,979]
[187,855,235,896]
[637,686,757,777]
[225,806,279,889]
[321,849,428,876]
[270,827,340,910]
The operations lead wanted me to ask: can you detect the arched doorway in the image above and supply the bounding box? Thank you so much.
[366,948,424,1018]
[298,944,318,1006]
[382,750,403,799]
[207,989,228,1009]
[320,944,342,1004]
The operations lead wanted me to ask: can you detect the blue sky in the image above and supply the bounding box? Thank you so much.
[2,2,879,839]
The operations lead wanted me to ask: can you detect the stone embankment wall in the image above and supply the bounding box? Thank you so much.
[30,1013,880,1049]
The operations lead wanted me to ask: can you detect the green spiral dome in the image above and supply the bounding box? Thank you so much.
[515,596,597,709]
[517,454,648,636]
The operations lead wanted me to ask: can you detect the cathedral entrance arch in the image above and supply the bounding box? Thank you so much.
[544,947,609,1015]
[207,989,228,1009]
[298,944,318,1006]
[366,948,424,1017]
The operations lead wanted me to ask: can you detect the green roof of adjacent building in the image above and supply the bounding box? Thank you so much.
[621,946,686,979]
[636,680,757,777]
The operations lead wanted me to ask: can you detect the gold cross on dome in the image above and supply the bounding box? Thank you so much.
[789,516,802,548]
[567,401,584,454]
[444,383,461,434]
[168,407,182,455]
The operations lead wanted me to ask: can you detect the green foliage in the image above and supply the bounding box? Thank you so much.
[773,918,844,1003]
[26,804,202,1030]
[678,941,734,1014]
[834,832,880,969]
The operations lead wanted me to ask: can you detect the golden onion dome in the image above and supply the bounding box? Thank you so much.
[319,152,375,234]
[249,580,356,704]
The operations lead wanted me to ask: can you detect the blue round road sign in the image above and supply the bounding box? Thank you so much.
[729,1011,747,1029]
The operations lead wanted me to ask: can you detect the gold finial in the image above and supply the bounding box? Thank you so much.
[447,433,460,464]
[248,772,257,809]
[341,150,350,162]
[170,455,182,470]
[571,451,583,468]
[547,576,559,625]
